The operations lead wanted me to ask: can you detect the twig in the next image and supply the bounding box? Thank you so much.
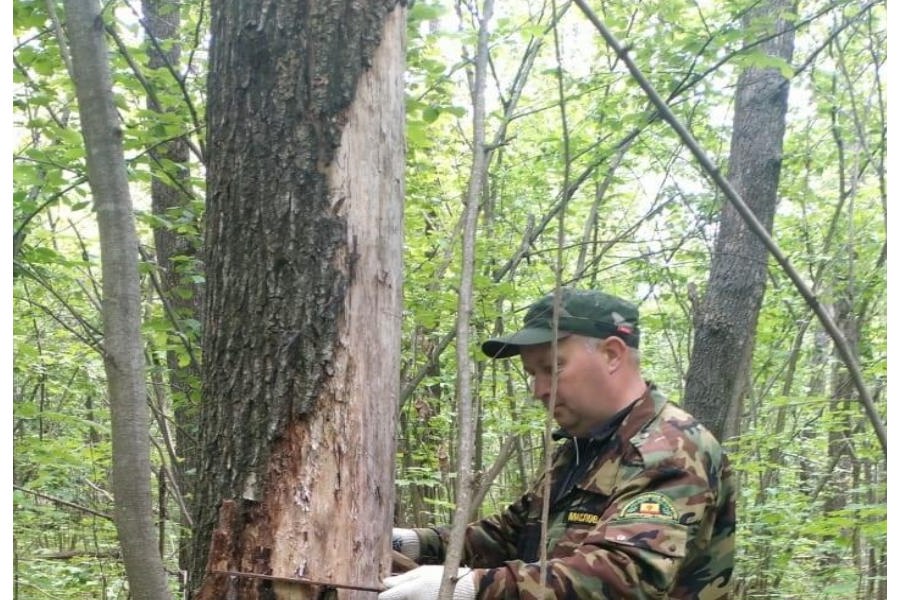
[14,484,113,521]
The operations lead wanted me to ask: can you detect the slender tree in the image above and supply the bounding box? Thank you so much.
[141,0,203,578]
[682,0,798,440]
[190,1,406,598]
[62,0,174,598]
[437,0,494,597]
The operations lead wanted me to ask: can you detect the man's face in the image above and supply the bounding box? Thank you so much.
[520,335,615,436]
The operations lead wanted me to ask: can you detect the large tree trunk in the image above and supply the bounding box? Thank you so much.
[190,1,405,598]
[683,0,797,441]
[62,1,173,598]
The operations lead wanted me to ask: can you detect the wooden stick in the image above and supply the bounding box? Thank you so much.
[210,569,385,593]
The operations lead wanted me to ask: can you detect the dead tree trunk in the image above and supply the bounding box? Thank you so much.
[190,1,405,598]
[683,0,797,441]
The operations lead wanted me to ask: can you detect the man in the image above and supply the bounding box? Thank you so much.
[381,288,735,600]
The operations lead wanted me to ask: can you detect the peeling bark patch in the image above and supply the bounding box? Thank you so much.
[195,499,276,599]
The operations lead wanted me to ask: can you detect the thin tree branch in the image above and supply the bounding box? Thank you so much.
[14,266,104,350]
[12,56,69,129]
[539,0,572,586]
[68,220,105,314]
[467,433,521,522]
[14,484,114,521]
[104,16,205,163]
[138,246,200,369]
[122,0,206,162]
[13,178,87,257]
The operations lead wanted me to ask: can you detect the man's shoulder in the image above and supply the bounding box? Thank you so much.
[632,401,727,470]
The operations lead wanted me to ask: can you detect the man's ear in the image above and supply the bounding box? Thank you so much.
[602,336,629,371]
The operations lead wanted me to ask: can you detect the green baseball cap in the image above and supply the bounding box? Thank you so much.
[481,288,640,359]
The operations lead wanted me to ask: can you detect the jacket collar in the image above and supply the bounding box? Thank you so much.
[618,381,667,445]
[557,383,666,497]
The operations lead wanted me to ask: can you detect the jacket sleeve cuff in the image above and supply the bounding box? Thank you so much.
[413,527,446,564]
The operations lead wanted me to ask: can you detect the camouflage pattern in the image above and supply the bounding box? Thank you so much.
[415,386,735,599]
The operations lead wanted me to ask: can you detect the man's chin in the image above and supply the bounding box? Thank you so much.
[553,414,578,432]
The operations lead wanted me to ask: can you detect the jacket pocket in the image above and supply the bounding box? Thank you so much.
[603,520,688,558]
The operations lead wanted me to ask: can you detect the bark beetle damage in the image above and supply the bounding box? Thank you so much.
[196,499,278,600]
[197,415,344,599]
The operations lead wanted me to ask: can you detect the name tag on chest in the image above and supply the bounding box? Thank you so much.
[564,510,601,525]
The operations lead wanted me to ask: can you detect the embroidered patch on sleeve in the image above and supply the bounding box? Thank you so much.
[619,492,679,521]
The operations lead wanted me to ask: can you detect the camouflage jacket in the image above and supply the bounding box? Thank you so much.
[415,386,735,599]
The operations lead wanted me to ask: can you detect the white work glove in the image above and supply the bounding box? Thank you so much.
[379,565,476,600]
[391,528,421,561]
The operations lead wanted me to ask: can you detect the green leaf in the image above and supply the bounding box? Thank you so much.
[422,105,440,123]
[26,246,65,264]
[407,120,430,147]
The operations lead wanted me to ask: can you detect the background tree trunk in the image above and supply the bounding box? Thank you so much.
[142,0,202,581]
[683,0,797,441]
[62,1,173,598]
[190,1,405,598]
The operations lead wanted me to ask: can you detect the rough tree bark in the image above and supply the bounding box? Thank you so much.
[683,0,797,441]
[62,1,174,598]
[190,1,405,598]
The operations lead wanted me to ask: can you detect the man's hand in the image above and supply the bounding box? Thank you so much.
[391,528,421,561]
[379,565,476,600]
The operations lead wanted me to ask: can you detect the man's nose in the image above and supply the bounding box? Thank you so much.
[532,374,550,401]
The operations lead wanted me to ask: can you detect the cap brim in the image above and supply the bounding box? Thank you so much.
[481,328,571,359]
